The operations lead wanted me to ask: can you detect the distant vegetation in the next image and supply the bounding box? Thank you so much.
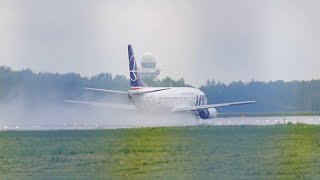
[1,66,320,112]
[200,79,320,113]
[0,125,320,179]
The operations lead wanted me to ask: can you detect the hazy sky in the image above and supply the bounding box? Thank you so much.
[1,0,320,86]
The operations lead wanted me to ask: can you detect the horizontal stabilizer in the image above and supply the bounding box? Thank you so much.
[173,101,256,112]
[85,87,128,94]
[130,88,171,95]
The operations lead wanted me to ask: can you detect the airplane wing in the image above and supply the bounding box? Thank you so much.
[172,101,256,112]
[64,100,136,110]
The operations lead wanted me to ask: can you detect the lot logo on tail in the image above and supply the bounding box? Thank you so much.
[128,45,147,87]
[129,54,138,82]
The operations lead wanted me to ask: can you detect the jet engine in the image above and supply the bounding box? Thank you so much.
[198,108,217,119]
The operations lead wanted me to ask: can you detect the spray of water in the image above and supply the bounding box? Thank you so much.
[0,98,200,130]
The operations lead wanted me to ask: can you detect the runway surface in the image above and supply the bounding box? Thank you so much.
[1,116,319,131]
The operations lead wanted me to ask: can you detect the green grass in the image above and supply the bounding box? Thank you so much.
[1,125,320,179]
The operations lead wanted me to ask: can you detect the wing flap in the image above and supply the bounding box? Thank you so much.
[173,101,256,112]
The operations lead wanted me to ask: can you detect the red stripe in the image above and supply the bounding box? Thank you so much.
[130,87,143,90]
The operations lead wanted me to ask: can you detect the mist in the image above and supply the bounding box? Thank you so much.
[1,0,320,129]
[0,97,199,130]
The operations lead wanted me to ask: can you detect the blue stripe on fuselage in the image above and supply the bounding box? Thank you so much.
[195,95,199,106]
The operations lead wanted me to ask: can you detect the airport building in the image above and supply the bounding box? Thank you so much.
[138,52,160,80]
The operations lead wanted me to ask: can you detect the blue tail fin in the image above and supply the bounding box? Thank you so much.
[128,45,147,88]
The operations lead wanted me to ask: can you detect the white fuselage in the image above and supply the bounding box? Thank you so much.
[129,87,207,112]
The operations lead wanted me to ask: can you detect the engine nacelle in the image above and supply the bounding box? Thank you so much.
[198,108,217,119]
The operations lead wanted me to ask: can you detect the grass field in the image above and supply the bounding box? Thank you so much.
[1,125,320,179]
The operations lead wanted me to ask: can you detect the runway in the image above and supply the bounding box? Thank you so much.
[201,116,320,126]
[1,116,319,131]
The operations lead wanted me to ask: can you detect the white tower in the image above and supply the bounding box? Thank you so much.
[139,52,160,80]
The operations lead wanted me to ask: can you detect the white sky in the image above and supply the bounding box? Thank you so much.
[1,0,320,87]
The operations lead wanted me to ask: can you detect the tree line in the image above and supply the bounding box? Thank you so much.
[1,66,320,112]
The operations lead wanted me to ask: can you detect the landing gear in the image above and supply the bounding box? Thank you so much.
[194,112,202,122]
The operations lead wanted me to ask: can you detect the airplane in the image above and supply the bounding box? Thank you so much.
[65,45,255,120]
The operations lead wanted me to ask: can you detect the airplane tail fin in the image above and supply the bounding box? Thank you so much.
[128,45,148,88]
